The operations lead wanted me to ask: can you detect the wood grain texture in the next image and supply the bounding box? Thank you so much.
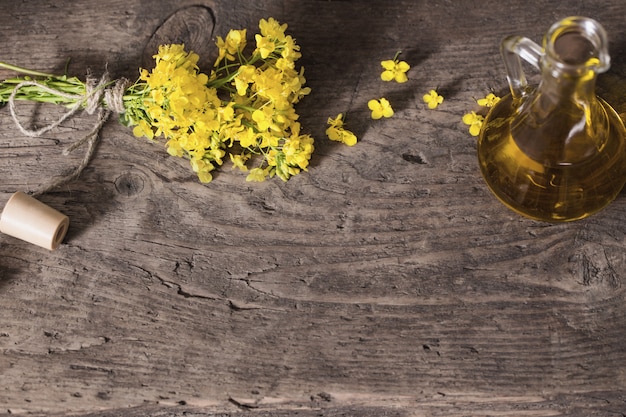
[1,0,626,416]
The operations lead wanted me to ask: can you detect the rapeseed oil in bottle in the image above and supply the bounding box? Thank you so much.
[477,17,626,221]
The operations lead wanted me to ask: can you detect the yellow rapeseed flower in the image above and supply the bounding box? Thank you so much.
[236,127,258,148]
[252,106,277,132]
[215,29,247,63]
[477,93,501,107]
[423,89,444,109]
[368,98,394,120]
[326,113,357,146]
[132,119,154,140]
[153,44,192,68]
[233,64,256,96]
[230,153,250,171]
[130,18,313,183]
[381,58,410,83]
[246,167,271,182]
[255,34,276,59]
[0,17,316,185]
[283,134,314,171]
[259,18,288,39]
[281,35,301,61]
[462,111,484,136]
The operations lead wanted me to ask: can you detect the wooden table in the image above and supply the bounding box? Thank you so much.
[1,1,626,416]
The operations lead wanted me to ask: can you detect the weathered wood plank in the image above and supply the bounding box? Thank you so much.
[1,0,626,416]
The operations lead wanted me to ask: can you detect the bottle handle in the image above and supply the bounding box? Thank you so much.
[501,36,543,100]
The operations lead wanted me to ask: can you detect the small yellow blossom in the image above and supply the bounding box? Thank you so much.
[132,119,154,140]
[477,93,501,107]
[423,89,444,109]
[215,29,247,63]
[462,111,484,136]
[259,17,288,39]
[246,167,270,182]
[230,153,250,171]
[237,127,258,148]
[255,34,276,59]
[233,64,256,96]
[368,98,394,120]
[197,170,214,183]
[190,159,215,183]
[326,113,357,146]
[381,58,410,83]
[282,134,315,172]
[252,107,274,131]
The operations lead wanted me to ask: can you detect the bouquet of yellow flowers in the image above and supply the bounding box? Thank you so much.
[0,17,313,184]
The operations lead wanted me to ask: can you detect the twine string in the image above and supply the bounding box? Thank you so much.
[7,73,129,196]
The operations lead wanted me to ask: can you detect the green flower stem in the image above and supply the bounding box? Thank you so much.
[0,62,149,112]
[0,61,58,78]
[207,51,265,89]
[0,75,86,107]
[207,65,242,89]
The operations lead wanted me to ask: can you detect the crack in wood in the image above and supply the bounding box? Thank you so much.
[402,152,428,164]
[69,364,114,375]
[228,396,260,410]
[153,275,223,301]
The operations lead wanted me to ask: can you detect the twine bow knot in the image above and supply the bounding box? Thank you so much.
[8,73,129,196]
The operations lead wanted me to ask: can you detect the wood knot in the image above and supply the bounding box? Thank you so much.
[143,6,216,71]
[114,172,145,196]
[569,243,621,290]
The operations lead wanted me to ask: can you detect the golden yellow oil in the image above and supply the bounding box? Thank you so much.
[477,94,626,221]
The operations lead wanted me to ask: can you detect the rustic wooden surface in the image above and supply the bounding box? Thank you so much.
[1,0,626,416]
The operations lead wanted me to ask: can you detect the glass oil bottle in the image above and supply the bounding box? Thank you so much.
[477,16,626,221]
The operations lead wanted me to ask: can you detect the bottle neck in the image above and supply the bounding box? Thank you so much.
[538,16,609,105]
[539,57,599,100]
[524,59,601,120]
[513,58,608,166]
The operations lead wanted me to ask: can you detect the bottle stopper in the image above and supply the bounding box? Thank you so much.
[0,191,69,250]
